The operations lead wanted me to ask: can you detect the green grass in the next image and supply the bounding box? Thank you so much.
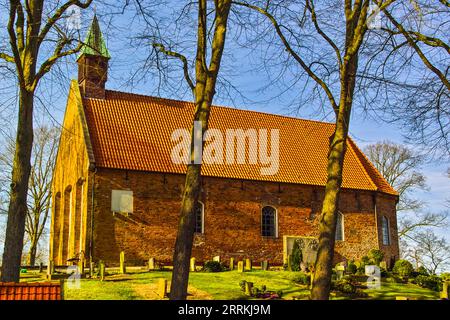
[19,269,440,300]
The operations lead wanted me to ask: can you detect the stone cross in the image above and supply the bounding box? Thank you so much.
[229,258,234,271]
[158,279,167,298]
[238,261,245,273]
[245,258,252,271]
[120,251,126,274]
[190,257,196,272]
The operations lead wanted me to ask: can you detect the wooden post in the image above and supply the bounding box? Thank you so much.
[190,258,196,272]
[148,257,155,271]
[229,258,234,271]
[39,262,43,273]
[238,261,244,273]
[99,261,105,281]
[89,261,94,278]
[158,279,167,298]
[245,281,253,296]
[78,256,85,277]
[120,251,126,274]
[245,258,252,271]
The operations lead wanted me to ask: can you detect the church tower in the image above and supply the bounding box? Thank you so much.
[77,15,110,99]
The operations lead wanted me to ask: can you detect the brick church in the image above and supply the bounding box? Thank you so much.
[50,16,400,268]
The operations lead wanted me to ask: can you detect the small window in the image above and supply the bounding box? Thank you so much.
[382,216,390,245]
[336,212,344,241]
[111,190,133,213]
[194,201,204,234]
[261,206,277,237]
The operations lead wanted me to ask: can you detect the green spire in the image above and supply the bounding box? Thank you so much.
[78,15,110,59]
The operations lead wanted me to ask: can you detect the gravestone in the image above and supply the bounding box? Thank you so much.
[39,262,43,273]
[229,258,234,271]
[158,279,167,298]
[148,258,155,271]
[245,281,253,296]
[245,259,252,271]
[99,261,105,281]
[78,256,85,276]
[238,261,245,272]
[120,251,126,274]
[213,256,220,262]
[190,257,196,272]
[336,265,345,280]
[261,260,269,271]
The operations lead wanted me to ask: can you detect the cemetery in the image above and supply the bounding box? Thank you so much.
[15,249,448,300]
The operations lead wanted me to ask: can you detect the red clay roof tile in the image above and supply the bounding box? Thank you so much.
[82,90,397,196]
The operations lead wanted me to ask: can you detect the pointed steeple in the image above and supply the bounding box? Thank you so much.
[77,15,110,99]
[78,15,110,59]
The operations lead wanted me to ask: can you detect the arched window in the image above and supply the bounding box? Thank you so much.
[382,216,390,245]
[261,206,277,237]
[194,201,204,234]
[335,212,344,241]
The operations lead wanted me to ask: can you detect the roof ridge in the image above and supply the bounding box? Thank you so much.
[346,136,378,191]
[101,89,336,126]
[347,137,398,196]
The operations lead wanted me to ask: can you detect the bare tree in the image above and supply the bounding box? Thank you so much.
[364,141,427,212]
[408,231,450,274]
[141,0,234,300]
[232,0,448,299]
[0,126,59,266]
[0,0,93,282]
[364,141,448,238]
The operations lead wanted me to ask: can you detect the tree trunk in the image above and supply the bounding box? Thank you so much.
[1,89,34,282]
[310,54,358,300]
[169,164,202,300]
[169,0,231,300]
[28,237,38,266]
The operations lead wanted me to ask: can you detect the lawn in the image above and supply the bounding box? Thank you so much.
[19,268,440,300]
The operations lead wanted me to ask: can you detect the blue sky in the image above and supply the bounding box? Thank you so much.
[0,5,449,250]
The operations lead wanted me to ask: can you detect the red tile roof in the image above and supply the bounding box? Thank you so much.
[0,282,62,300]
[82,90,397,196]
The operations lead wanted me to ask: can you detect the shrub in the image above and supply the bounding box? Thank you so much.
[393,260,414,278]
[361,255,371,266]
[413,275,442,292]
[416,266,429,276]
[368,249,384,266]
[332,277,358,294]
[239,280,247,291]
[347,261,358,275]
[440,273,450,281]
[290,241,302,271]
[292,272,311,285]
[203,261,224,272]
